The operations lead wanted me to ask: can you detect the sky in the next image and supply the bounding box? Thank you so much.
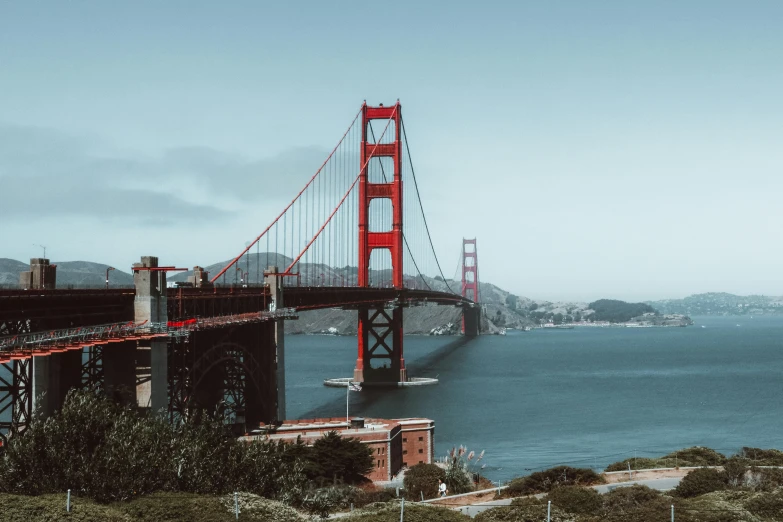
[1,1,782,302]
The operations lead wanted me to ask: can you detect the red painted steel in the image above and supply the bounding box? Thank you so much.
[355,102,405,382]
[461,238,479,334]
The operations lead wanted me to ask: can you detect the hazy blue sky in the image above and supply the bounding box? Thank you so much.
[2,1,782,301]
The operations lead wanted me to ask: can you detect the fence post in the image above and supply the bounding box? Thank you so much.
[234,491,238,519]
[420,491,424,501]
[547,500,551,522]
[350,503,354,512]
[66,489,71,512]
[396,486,399,497]
[400,497,405,522]
[671,504,674,522]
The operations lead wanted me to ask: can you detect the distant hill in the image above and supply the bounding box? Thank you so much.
[589,299,656,323]
[648,292,783,316]
[0,258,133,287]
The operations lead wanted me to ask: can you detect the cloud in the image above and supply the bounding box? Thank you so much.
[159,145,333,201]
[0,124,332,224]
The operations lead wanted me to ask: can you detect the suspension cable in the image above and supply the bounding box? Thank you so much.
[400,115,455,294]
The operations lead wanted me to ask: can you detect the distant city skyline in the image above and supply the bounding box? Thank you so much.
[2,1,782,302]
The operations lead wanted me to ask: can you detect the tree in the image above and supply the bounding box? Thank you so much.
[309,431,373,485]
[404,463,445,500]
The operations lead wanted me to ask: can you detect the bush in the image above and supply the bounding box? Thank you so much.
[745,489,783,519]
[747,467,783,491]
[475,503,577,522]
[668,447,726,466]
[722,456,749,488]
[673,468,727,498]
[605,446,727,471]
[506,466,603,496]
[737,447,783,466]
[602,484,662,512]
[347,501,470,521]
[600,485,670,522]
[0,389,311,503]
[403,463,445,500]
[442,446,484,495]
[0,491,305,522]
[544,486,602,515]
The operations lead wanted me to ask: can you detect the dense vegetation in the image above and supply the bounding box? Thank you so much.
[403,463,445,500]
[0,390,372,507]
[605,446,727,471]
[505,466,604,496]
[588,299,656,323]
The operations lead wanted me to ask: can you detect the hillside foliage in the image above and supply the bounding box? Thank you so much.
[588,299,656,322]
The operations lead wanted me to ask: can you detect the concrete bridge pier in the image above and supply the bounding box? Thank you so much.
[463,306,480,338]
[264,266,285,422]
[32,351,82,418]
[24,258,81,418]
[102,341,137,404]
[133,256,168,414]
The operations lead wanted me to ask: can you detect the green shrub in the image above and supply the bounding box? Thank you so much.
[442,446,483,494]
[0,493,129,522]
[475,503,577,522]
[722,456,749,488]
[354,487,398,506]
[747,467,783,491]
[0,491,305,522]
[506,466,603,496]
[744,489,783,519]
[602,484,662,511]
[605,446,727,472]
[673,468,727,498]
[737,447,783,466]
[403,463,445,500]
[347,501,470,521]
[0,390,317,504]
[605,457,667,472]
[600,485,670,522]
[667,447,726,467]
[544,486,602,515]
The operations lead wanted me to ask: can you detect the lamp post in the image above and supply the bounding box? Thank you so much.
[105,267,115,289]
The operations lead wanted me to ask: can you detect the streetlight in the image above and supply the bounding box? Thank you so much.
[106,267,115,289]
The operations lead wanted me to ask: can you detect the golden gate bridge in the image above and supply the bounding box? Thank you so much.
[0,102,483,443]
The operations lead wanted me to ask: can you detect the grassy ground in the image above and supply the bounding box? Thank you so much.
[0,492,305,522]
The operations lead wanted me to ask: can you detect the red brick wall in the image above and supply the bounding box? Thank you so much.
[400,421,434,468]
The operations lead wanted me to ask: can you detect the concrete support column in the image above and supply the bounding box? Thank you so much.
[103,340,136,405]
[463,306,480,338]
[32,350,82,417]
[264,266,285,422]
[133,256,168,414]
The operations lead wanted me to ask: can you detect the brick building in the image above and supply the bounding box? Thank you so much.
[241,416,435,482]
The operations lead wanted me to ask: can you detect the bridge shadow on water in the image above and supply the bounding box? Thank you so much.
[298,335,475,419]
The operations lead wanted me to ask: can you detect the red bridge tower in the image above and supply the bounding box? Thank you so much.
[461,238,480,336]
[354,102,406,383]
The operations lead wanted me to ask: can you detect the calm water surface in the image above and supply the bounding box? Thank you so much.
[286,316,783,482]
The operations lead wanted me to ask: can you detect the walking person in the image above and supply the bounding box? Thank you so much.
[438,478,447,498]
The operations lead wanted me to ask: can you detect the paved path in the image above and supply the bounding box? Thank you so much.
[452,476,683,518]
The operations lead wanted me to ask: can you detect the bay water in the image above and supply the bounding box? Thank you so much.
[286,315,783,482]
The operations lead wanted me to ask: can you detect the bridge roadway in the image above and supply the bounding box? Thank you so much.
[0,285,475,356]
